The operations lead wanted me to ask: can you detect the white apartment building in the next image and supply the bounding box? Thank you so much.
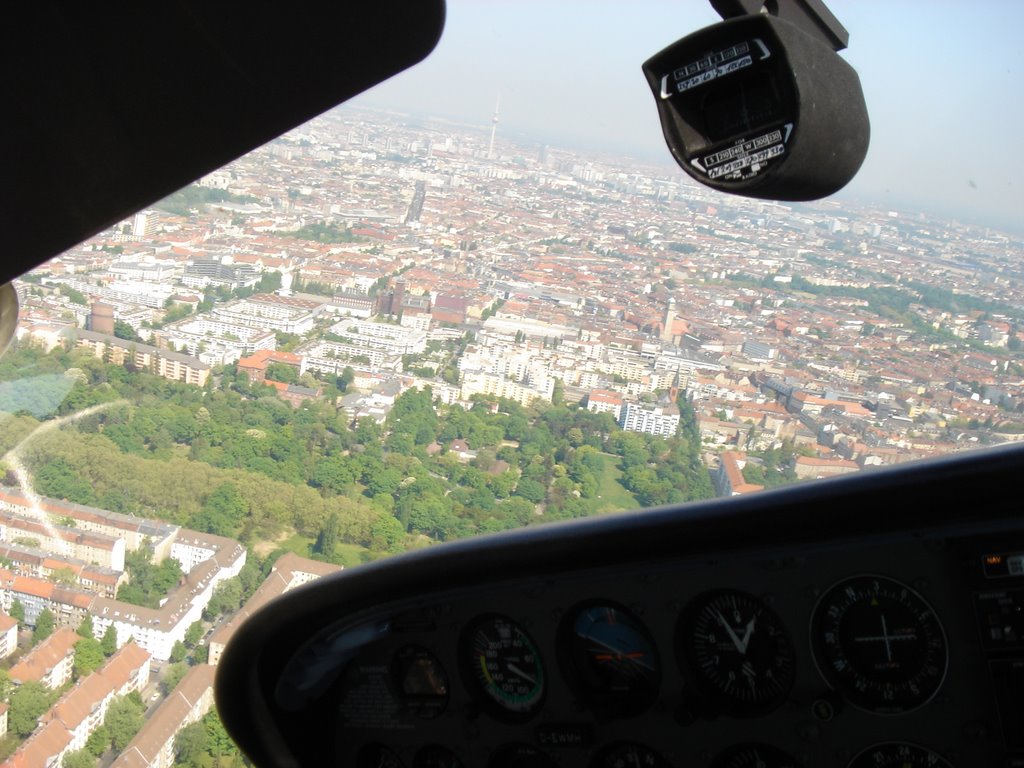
[212,296,319,335]
[460,372,554,407]
[0,508,126,571]
[161,316,275,365]
[52,277,176,308]
[299,339,398,375]
[107,258,182,283]
[586,389,624,420]
[92,532,245,660]
[619,402,681,439]
[328,319,427,356]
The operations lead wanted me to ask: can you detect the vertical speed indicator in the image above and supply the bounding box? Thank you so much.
[461,615,545,720]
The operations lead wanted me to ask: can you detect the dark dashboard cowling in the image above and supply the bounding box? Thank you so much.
[216,444,1024,767]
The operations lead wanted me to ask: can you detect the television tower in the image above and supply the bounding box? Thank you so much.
[487,94,500,159]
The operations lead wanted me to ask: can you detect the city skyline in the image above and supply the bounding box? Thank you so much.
[353,0,1024,232]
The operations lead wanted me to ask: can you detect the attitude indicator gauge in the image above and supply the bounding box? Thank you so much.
[461,615,545,720]
[562,602,660,715]
[677,589,796,715]
[847,742,954,768]
[811,575,948,714]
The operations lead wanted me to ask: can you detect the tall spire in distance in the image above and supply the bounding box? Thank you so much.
[488,94,500,159]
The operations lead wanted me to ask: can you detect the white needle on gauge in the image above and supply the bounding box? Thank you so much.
[507,663,537,685]
[742,661,756,689]
[740,617,756,652]
[716,610,753,654]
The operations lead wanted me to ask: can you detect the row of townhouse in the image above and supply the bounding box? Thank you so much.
[0,541,126,597]
[111,665,216,768]
[0,530,245,660]
[0,612,19,659]
[0,488,178,562]
[107,557,343,768]
[9,627,79,688]
[9,642,150,767]
[0,568,95,628]
[93,532,246,660]
[0,508,126,573]
[73,329,211,387]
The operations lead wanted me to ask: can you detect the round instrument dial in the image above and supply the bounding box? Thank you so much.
[563,602,660,714]
[393,646,449,719]
[811,575,948,714]
[678,589,796,715]
[847,742,954,768]
[461,615,545,719]
[712,743,803,768]
[590,742,672,768]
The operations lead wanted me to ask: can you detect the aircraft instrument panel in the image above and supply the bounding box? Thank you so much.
[215,446,1024,768]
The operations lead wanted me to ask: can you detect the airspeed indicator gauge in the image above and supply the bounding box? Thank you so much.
[677,589,796,715]
[811,575,948,714]
[461,615,545,720]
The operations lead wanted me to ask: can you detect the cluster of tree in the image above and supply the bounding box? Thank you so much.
[203,550,265,620]
[605,401,713,508]
[265,362,298,384]
[112,320,142,342]
[61,692,146,768]
[153,303,195,328]
[60,285,88,305]
[72,616,122,680]
[116,547,184,608]
[7,344,716,563]
[154,184,257,217]
[277,221,364,244]
[0,372,77,419]
[743,438,802,488]
[7,681,58,738]
[174,711,245,768]
[32,608,55,646]
[668,242,698,253]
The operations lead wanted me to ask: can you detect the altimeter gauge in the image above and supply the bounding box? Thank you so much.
[677,589,796,715]
[811,575,948,714]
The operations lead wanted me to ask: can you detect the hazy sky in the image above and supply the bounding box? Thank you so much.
[353,1,1024,231]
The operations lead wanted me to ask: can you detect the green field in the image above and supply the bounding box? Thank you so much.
[276,532,371,568]
[586,453,641,515]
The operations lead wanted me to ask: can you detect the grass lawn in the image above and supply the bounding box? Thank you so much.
[275,532,371,568]
[586,453,640,514]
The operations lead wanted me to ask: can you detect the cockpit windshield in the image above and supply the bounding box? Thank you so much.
[1,2,1022,766]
